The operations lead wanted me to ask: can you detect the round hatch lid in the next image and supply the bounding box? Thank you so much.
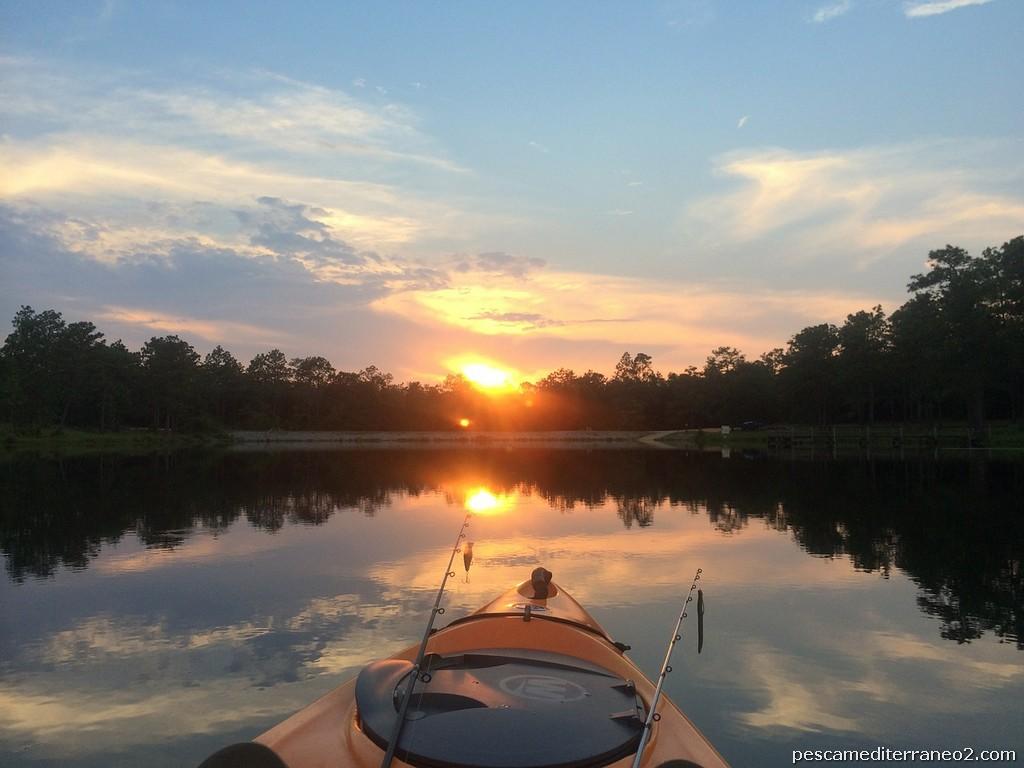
[356,650,644,768]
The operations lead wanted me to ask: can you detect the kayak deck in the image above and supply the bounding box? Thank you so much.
[249,576,729,768]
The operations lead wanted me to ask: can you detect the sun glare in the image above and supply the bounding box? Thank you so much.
[464,488,512,516]
[459,417,471,428]
[459,361,518,392]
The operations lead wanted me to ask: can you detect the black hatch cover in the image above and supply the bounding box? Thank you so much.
[356,650,645,768]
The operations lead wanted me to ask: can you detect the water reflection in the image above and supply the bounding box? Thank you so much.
[0,449,1021,767]
[2,450,1019,649]
[464,487,512,515]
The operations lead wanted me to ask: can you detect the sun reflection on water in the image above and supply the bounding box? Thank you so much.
[464,487,512,515]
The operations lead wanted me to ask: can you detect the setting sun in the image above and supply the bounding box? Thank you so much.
[458,418,471,428]
[443,356,523,394]
[462,362,516,391]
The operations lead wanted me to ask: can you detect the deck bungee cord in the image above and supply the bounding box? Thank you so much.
[380,514,472,768]
[631,568,704,768]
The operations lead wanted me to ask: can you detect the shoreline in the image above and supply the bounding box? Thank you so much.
[228,429,652,444]
[3,425,1022,456]
[0,428,228,457]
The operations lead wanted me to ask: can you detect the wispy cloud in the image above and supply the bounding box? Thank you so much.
[0,137,452,248]
[2,58,466,172]
[135,78,464,172]
[527,140,550,154]
[737,115,750,129]
[98,0,117,23]
[684,140,1024,267]
[664,0,715,29]
[812,0,853,23]
[0,56,500,255]
[374,260,890,364]
[904,0,994,17]
[95,306,286,345]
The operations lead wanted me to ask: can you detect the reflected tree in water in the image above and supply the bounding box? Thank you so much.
[1,449,1020,648]
[615,495,658,528]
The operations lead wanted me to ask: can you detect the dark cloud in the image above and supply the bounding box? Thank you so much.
[468,311,565,329]
[233,197,446,290]
[453,251,545,278]
[386,264,449,292]
[1,204,356,305]
[241,196,365,267]
[0,202,632,378]
[0,203,435,363]
[0,199,453,311]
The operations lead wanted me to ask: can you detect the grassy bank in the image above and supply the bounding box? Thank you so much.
[4,424,1023,457]
[0,427,229,457]
[987,425,1024,449]
[661,423,1024,451]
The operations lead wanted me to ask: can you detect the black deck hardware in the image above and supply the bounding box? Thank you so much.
[197,742,289,768]
[697,589,705,654]
[357,650,645,768]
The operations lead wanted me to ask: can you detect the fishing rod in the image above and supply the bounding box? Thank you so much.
[631,567,703,768]
[380,513,471,768]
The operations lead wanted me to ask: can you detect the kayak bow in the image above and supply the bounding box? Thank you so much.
[200,568,730,768]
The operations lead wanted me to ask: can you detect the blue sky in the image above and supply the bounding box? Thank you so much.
[2,0,1022,381]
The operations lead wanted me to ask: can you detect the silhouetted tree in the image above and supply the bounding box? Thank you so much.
[890,294,942,422]
[201,346,245,426]
[288,355,335,426]
[247,349,291,427]
[96,340,139,431]
[1,307,68,426]
[140,336,200,430]
[247,349,290,385]
[837,306,889,423]
[291,355,335,388]
[984,237,1024,422]
[614,351,658,382]
[908,246,998,430]
[782,323,839,424]
[704,346,746,376]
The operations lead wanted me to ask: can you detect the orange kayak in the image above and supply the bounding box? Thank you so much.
[200,570,730,768]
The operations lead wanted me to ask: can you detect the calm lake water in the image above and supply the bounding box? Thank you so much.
[1,447,1021,767]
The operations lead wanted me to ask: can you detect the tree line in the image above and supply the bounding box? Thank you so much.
[1,237,1021,432]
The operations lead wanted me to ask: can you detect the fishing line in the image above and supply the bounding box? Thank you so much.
[631,567,702,768]
[380,513,471,768]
